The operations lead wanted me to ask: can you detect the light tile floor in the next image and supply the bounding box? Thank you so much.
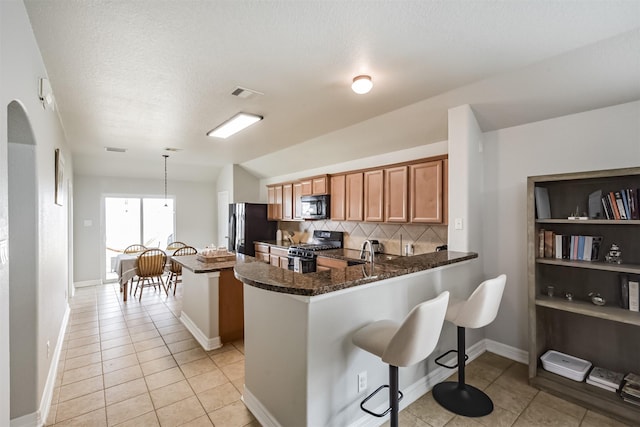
[48,283,631,427]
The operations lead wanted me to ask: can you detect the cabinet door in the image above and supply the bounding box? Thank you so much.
[312,176,329,195]
[409,160,443,223]
[364,170,384,222]
[267,186,276,220]
[317,256,348,269]
[385,166,408,222]
[330,175,346,221]
[346,172,364,221]
[274,185,283,220]
[293,182,303,220]
[282,183,293,220]
[301,180,312,196]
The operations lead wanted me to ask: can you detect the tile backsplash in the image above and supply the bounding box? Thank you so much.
[278,220,448,256]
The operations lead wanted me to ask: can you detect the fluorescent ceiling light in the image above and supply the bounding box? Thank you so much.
[207,112,263,138]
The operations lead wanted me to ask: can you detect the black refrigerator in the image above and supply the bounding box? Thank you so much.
[228,203,277,256]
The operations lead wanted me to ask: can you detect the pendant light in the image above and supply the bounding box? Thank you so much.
[163,154,169,207]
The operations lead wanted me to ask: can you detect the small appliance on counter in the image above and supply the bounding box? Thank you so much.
[287,230,344,273]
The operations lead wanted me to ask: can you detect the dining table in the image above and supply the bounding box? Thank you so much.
[113,253,142,302]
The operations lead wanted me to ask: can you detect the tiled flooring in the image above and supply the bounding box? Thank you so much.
[48,283,631,427]
[47,282,257,426]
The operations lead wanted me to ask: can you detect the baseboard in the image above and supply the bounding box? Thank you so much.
[242,386,281,427]
[73,279,101,288]
[10,412,38,427]
[179,312,222,351]
[485,339,529,364]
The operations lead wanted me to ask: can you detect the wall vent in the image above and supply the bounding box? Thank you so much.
[105,147,126,153]
[231,86,264,99]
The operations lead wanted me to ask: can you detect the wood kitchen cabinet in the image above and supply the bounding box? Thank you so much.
[282,183,293,220]
[218,269,244,343]
[317,256,348,270]
[267,185,284,220]
[330,175,346,221]
[293,182,303,220]
[385,166,408,222]
[345,172,364,221]
[364,170,384,222]
[267,186,276,220]
[270,246,289,269]
[301,175,329,195]
[409,160,443,223]
[254,243,270,263]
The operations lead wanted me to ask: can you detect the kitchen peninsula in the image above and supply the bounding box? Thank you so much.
[172,255,244,351]
[234,250,477,427]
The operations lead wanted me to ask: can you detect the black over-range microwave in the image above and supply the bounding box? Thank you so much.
[301,195,330,220]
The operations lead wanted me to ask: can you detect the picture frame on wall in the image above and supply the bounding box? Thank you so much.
[55,148,64,206]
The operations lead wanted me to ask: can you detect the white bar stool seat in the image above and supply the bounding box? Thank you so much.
[433,274,506,417]
[352,291,450,427]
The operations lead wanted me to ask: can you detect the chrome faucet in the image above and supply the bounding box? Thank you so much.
[360,240,375,265]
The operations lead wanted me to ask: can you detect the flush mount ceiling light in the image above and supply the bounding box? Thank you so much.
[351,75,373,94]
[207,112,263,139]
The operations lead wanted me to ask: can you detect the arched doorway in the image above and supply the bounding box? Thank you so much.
[7,100,39,421]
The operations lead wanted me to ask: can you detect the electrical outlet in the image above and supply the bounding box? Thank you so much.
[357,371,367,393]
[46,340,50,359]
[454,218,463,230]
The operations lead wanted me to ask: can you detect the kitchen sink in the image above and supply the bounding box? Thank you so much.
[346,259,366,266]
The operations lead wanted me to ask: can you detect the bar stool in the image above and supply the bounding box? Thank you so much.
[433,274,506,417]
[352,291,450,427]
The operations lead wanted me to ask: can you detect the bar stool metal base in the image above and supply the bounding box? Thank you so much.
[432,382,493,417]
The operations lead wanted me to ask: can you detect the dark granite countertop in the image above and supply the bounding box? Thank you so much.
[172,255,236,273]
[233,250,478,297]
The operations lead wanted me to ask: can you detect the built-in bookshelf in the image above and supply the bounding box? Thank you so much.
[527,167,640,424]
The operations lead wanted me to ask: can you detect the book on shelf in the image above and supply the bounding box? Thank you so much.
[629,277,639,313]
[535,187,551,219]
[538,233,602,261]
[544,230,554,258]
[588,190,602,218]
[601,188,639,220]
[587,366,624,390]
[621,373,640,406]
[620,274,630,309]
[586,378,618,392]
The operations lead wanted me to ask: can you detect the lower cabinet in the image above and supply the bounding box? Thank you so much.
[254,243,270,263]
[219,269,244,343]
[269,246,289,269]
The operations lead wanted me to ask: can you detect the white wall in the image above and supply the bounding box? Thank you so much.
[482,100,640,351]
[1,1,73,423]
[73,174,216,283]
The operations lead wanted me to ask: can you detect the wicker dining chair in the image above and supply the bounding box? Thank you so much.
[134,249,168,300]
[166,241,187,251]
[167,246,198,295]
[124,244,147,254]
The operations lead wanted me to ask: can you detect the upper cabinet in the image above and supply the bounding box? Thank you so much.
[346,172,364,221]
[301,175,329,196]
[384,166,408,222]
[409,160,443,223]
[266,156,446,224]
[282,183,293,220]
[330,175,346,221]
[293,182,303,220]
[267,184,284,221]
[364,170,384,222]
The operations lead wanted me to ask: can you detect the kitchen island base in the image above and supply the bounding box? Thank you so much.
[240,257,482,427]
[179,267,243,351]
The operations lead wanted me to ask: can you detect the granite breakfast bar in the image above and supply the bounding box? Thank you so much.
[234,250,478,427]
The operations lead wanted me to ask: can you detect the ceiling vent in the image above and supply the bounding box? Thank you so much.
[105,147,127,153]
[231,86,264,99]
[165,147,182,152]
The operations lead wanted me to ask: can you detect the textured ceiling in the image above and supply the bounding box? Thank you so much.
[23,0,640,182]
